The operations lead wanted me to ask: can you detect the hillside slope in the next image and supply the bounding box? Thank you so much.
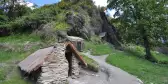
[0,0,120,47]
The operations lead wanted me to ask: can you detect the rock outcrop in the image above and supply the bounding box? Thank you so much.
[64,0,121,47]
[100,12,121,47]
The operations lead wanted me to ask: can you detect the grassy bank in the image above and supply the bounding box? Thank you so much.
[106,45,168,84]
[0,34,42,62]
[84,41,112,55]
[81,54,99,72]
[0,34,43,84]
[84,41,168,84]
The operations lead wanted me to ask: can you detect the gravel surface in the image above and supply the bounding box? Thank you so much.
[68,52,143,84]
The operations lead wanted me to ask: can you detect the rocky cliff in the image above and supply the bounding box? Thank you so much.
[55,0,121,47]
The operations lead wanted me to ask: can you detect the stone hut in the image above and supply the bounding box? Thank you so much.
[18,42,87,84]
[67,36,84,52]
[58,36,84,52]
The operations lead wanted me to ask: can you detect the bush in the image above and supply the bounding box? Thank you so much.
[124,44,145,58]
[0,69,6,81]
[90,36,102,44]
[124,44,168,64]
[0,15,8,21]
[54,22,70,31]
[58,1,71,9]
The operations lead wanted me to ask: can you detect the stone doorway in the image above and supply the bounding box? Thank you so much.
[65,46,73,76]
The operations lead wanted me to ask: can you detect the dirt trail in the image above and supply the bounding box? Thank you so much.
[68,52,143,84]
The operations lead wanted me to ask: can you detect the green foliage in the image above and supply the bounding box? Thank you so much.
[152,51,168,64]
[124,44,146,58]
[55,12,66,22]
[81,54,99,72]
[0,15,8,22]
[108,0,168,60]
[124,44,168,64]
[106,49,168,84]
[58,0,71,9]
[54,21,70,31]
[90,36,102,44]
[0,68,6,81]
[108,0,168,44]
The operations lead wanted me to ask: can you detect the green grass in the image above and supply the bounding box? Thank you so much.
[0,34,42,62]
[84,42,168,84]
[106,49,168,84]
[82,54,99,72]
[84,41,112,55]
[0,34,42,83]
[0,67,31,84]
[152,51,168,64]
[0,34,41,43]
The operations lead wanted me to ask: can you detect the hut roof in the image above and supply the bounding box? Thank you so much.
[18,47,54,73]
[67,36,84,41]
[18,43,86,73]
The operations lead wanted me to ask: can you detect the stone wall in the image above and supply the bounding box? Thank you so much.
[38,44,69,84]
[37,44,81,84]
[71,54,80,78]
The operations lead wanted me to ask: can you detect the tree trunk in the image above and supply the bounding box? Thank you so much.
[143,35,152,59]
[143,32,156,62]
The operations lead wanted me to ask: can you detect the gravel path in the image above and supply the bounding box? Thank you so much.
[68,52,143,84]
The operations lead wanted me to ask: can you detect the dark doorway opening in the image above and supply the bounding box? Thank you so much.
[65,46,73,76]
[77,42,81,51]
[19,67,42,84]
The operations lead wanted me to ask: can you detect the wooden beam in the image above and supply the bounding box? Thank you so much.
[65,42,87,66]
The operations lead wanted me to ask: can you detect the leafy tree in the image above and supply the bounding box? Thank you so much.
[108,0,168,61]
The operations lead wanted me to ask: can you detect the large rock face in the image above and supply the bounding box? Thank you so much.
[66,12,90,40]
[100,12,121,47]
[64,0,121,47]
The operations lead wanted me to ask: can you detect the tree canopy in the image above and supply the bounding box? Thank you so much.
[108,0,168,61]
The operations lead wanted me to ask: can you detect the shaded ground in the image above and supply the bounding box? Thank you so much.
[68,52,143,84]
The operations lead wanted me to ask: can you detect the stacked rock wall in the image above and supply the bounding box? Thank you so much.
[38,44,69,84]
[37,43,81,84]
[71,54,80,78]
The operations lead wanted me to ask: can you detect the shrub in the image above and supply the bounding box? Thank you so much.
[90,35,102,44]
[54,21,70,31]
[58,1,71,9]
[124,44,168,64]
[0,15,8,21]
[124,44,145,58]
[0,69,6,81]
